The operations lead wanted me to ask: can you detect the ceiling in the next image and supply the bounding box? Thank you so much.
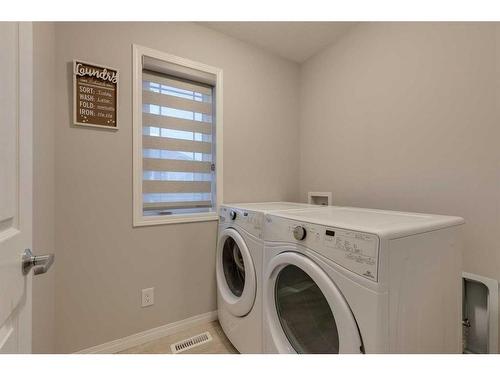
[200,22,357,63]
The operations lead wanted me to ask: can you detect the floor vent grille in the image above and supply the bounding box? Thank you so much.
[170,331,213,354]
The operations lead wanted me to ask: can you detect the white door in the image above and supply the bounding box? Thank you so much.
[264,251,363,354]
[0,22,33,354]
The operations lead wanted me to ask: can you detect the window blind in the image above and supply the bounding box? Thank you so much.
[142,69,215,216]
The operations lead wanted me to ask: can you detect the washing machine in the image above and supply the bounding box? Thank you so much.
[262,206,465,354]
[216,202,325,353]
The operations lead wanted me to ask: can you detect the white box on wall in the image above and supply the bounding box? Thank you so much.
[308,192,332,206]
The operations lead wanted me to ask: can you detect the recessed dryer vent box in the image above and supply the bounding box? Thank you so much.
[308,192,332,206]
[462,272,499,354]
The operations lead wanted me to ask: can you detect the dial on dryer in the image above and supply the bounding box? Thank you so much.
[293,226,307,241]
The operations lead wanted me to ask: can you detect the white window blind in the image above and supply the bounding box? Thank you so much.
[142,70,215,216]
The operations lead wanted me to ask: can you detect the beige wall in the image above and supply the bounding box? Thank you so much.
[53,22,300,353]
[32,22,56,354]
[299,22,500,345]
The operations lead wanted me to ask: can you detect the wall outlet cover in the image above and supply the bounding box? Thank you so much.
[141,287,154,307]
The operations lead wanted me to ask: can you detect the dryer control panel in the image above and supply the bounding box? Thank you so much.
[219,206,264,239]
[265,216,380,281]
[322,227,379,281]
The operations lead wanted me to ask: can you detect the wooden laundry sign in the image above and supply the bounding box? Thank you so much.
[73,60,119,129]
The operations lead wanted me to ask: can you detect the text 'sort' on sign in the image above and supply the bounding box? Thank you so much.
[73,60,119,129]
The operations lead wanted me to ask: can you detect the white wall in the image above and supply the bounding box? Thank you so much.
[299,22,500,346]
[52,22,300,353]
[32,22,56,353]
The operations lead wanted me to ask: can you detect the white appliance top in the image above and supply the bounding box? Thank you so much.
[219,202,325,240]
[221,201,321,213]
[267,206,464,239]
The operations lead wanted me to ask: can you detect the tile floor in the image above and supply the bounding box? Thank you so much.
[119,320,238,354]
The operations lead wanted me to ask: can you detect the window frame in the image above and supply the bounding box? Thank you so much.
[132,44,223,226]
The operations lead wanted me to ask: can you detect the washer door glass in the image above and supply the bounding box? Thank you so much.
[222,236,246,297]
[275,264,340,354]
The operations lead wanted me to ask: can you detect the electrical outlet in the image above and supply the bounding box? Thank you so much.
[141,287,154,307]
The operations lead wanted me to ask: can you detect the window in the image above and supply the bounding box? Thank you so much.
[133,45,223,226]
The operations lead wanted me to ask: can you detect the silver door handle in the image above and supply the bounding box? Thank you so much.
[22,248,55,275]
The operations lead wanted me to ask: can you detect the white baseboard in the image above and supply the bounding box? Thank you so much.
[75,310,218,354]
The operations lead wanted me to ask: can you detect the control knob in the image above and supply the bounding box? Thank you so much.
[293,226,307,241]
[229,210,237,220]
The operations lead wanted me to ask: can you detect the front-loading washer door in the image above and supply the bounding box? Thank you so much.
[217,228,257,317]
[265,251,362,354]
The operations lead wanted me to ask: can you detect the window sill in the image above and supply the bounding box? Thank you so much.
[133,211,219,227]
